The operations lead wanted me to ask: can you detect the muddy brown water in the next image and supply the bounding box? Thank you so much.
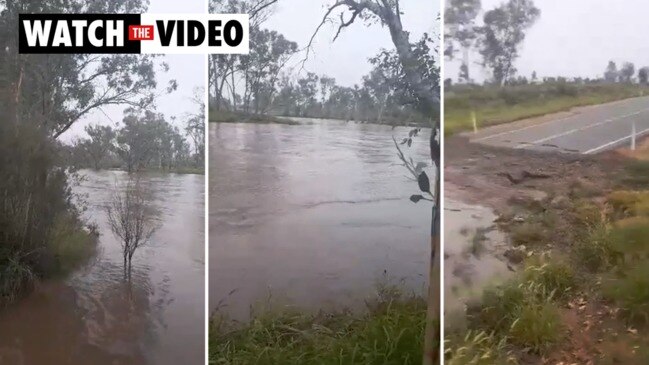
[0,170,204,365]
[444,198,512,329]
[209,118,432,319]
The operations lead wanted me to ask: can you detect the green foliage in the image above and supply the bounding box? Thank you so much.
[608,217,649,259]
[478,0,540,85]
[46,213,97,276]
[603,264,649,325]
[209,109,298,125]
[210,0,439,126]
[210,289,426,365]
[621,160,649,188]
[572,199,603,228]
[523,255,576,300]
[574,223,616,272]
[0,257,35,305]
[470,273,564,353]
[510,222,548,247]
[445,331,515,365]
[507,299,562,353]
[445,83,649,134]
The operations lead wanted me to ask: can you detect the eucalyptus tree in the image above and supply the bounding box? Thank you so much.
[80,124,116,170]
[445,0,482,83]
[308,1,441,363]
[477,0,540,85]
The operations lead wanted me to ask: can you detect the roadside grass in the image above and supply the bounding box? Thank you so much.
[448,180,649,363]
[210,286,426,365]
[209,109,299,125]
[445,331,515,365]
[444,83,649,135]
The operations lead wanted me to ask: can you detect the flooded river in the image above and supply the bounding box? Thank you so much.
[210,118,432,319]
[0,170,204,365]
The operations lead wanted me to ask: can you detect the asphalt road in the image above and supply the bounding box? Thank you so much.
[466,96,649,154]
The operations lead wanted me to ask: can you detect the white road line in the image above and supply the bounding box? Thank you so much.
[584,125,649,154]
[473,96,649,143]
[473,115,575,142]
[514,109,649,149]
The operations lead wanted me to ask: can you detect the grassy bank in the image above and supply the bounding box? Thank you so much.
[445,159,649,364]
[209,109,299,125]
[445,83,649,135]
[0,208,97,306]
[210,286,427,365]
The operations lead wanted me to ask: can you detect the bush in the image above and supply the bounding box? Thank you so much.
[608,190,649,218]
[523,255,576,299]
[603,264,649,325]
[0,113,95,305]
[608,217,649,261]
[46,212,97,276]
[574,223,615,272]
[510,222,548,247]
[508,300,563,353]
[621,160,649,188]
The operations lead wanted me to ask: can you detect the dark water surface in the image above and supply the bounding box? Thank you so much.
[0,170,204,365]
[209,119,432,319]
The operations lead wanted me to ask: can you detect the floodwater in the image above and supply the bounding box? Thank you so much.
[210,118,432,319]
[444,198,512,328]
[0,170,204,365]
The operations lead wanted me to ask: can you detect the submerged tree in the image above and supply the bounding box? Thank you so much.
[106,177,157,281]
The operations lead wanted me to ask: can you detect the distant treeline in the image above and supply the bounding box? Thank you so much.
[209,0,439,127]
[67,110,204,173]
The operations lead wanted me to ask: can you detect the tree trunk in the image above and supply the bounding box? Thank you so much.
[424,156,441,365]
[385,17,439,114]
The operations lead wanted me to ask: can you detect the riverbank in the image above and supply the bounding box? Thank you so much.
[445,136,649,364]
[209,109,433,128]
[210,286,426,364]
[209,109,299,125]
[445,83,649,135]
[0,213,97,307]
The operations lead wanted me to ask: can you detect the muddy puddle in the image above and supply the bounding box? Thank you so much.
[0,170,204,365]
[444,198,513,328]
[210,118,433,319]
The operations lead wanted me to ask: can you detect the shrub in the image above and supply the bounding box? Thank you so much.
[608,217,649,261]
[523,255,576,299]
[574,223,615,272]
[508,300,563,353]
[603,264,649,325]
[608,190,649,218]
[510,222,548,247]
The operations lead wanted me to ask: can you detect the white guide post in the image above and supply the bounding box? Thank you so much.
[631,121,637,151]
[472,111,478,134]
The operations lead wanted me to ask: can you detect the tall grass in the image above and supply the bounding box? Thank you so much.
[445,82,649,134]
[210,288,426,365]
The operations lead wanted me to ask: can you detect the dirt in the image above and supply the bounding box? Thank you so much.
[445,135,628,212]
[445,135,647,365]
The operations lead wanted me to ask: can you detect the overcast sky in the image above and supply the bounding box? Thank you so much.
[60,0,206,143]
[265,0,441,87]
[446,0,649,83]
